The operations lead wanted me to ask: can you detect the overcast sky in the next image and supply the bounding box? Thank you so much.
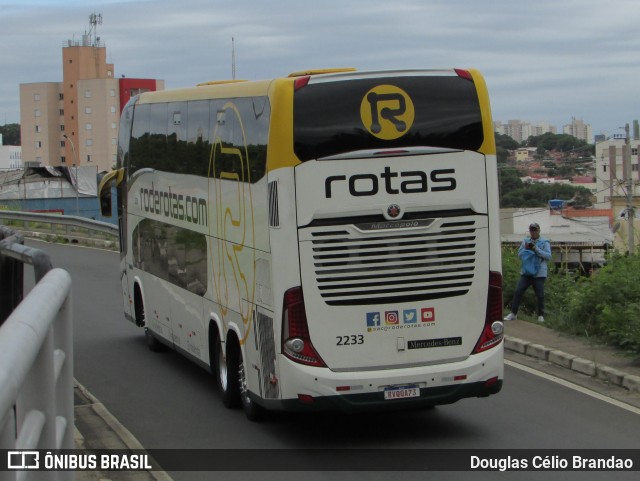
[2,0,639,138]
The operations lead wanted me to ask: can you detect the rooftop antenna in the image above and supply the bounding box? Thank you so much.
[232,37,236,80]
[89,13,102,46]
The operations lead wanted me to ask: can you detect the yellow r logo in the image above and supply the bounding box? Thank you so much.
[360,85,415,140]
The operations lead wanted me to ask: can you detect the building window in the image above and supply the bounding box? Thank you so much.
[633,148,638,156]
[61,141,65,148]
[35,125,41,133]
[34,109,41,117]
[111,138,117,145]
[85,107,92,114]
[111,122,117,129]
[35,141,42,149]
[86,139,93,146]
[59,109,64,116]
[60,125,65,132]
[110,89,116,97]
[84,90,91,98]
[86,123,92,131]
[603,165,607,173]
[110,106,116,113]
[61,157,66,163]
[34,94,40,101]
[87,155,92,162]
[59,93,64,100]
[130,88,150,97]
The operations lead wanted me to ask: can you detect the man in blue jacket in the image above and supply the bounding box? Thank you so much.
[504,223,552,323]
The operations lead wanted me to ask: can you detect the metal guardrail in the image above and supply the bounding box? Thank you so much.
[0,211,118,251]
[0,226,74,481]
[0,210,118,237]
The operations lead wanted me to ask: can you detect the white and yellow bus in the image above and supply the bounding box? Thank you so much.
[99,68,504,420]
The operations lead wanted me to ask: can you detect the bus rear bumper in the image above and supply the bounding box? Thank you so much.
[273,379,503,413]
[257,346,503,413]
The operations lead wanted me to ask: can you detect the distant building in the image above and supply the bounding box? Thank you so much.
[594,134,640,208]
[563,117,593,144]
[20,24,164,173]
[0,134,22,170]
[494,120,557,143]
[515,147,536,162]
[495,118,594,144]
[521,175,569,185]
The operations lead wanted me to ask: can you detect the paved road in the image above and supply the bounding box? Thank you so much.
[26,240,640,480]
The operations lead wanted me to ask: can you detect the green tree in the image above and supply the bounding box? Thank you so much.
[498,168,523,202]
[561,253,640,353]
[497,146,510,164]
[524,132,594,155]
[495,133,520,151]
[0,124,20,145]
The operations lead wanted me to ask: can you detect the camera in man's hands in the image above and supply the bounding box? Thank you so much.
[527,242,535,250]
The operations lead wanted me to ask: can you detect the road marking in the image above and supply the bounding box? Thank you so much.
[506,359,640,416]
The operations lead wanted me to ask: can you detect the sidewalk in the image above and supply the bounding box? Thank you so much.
[504,318,640,393]
[74,382,171,481]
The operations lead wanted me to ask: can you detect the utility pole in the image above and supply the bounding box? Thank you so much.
[231,37,236,80]
[625,123,634,254]
[63,134,79,216]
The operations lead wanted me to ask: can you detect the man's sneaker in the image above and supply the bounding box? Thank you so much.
[538,316,545,323]
[504,313,517,321]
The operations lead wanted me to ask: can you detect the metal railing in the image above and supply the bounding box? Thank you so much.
[0,226,74,481]
[0,210,118,248]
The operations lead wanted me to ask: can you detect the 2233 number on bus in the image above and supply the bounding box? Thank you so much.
[336,335,365,346]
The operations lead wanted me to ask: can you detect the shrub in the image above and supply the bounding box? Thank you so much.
[503,248,640,354]
[563,253,640,353]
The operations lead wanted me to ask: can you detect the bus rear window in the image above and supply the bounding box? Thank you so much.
[293,75,483,161]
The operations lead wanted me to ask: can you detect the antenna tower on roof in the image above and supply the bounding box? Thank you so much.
[89,13,102,46]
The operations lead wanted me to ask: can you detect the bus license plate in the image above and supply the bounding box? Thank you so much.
[384,385,420,400]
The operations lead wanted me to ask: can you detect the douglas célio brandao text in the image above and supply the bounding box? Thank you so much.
[470,455,635,471]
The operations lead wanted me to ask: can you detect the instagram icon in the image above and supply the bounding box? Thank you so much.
[385,311,400,325]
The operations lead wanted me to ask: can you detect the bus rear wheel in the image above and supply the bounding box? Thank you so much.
[215,336,240,408]
[135,290,163,352]
[238,349,265,421]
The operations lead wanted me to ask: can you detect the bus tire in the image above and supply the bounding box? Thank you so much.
[238,348,265,422]
[216,335,241,408]
[133,285,145,327]
[135,288,164,352]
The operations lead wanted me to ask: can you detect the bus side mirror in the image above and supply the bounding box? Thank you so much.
[100,188,113,217]
[98,169,124,217]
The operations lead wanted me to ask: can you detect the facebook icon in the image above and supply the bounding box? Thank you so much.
[366,312,381,327]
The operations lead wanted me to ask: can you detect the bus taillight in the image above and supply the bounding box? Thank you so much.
[472,271,504,354]
[454,69,473,81]
[282,287,327,367]
[294,76,311,91]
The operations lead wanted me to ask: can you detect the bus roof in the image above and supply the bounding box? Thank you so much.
[137,78,274,104]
